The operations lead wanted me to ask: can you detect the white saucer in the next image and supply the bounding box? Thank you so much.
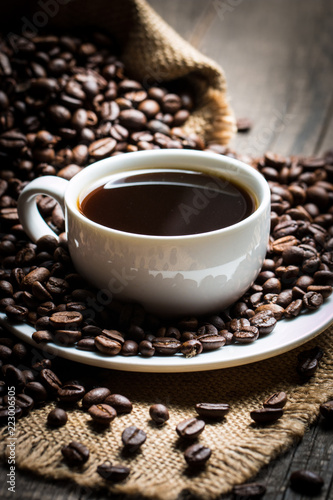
[0,294,332,373]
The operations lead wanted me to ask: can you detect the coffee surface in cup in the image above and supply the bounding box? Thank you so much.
[79,169,256,236]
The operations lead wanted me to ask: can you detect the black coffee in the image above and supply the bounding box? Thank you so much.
[79,169,256,236]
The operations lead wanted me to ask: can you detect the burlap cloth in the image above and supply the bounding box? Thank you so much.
[1,325,333,499]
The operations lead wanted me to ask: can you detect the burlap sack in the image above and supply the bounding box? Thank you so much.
[1,326,333,499]
[6,0,236,145]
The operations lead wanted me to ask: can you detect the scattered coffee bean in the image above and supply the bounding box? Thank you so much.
[236,117,253,133]
[104,394,132,414]
[233,482,266,499]
[176,417,205,439]
[263,392,287,409]
[25,381,48,403]
[88,403,117,425]
[122,425,147,452]
[149,404,169,425]
[195,402,230,419]
[250,408,284,424]
[58,384,85,403]
[184,443,212,468]
[290,469,324,495]
[97,462,131,482]
[39,368,62,393]
[82,387,111,409]
[61,441,90,467]
[47,407,68,427]
[319,400,333,422]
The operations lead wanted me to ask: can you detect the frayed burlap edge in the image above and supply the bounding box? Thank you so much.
[1,325,332,500]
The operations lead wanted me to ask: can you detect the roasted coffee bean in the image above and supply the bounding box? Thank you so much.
[254,303,285,320]
[97,462,130,482]
[32,359,52,372]
[88,137,117,159]
[152,337,181,355]
[61,441,90,467]
[196,333,226,351]
[119,109,147,130]
[184,443,212,468]
[233,482,266,499]
[0,344,12,361]
[320,400,333,421]
[303,291,323,310]
[121,339,139,356]
[229,318,250,331]
[233,326,259,343]
[104,394,133,414]
[58,384,85,403]
[176,417,205,439]
[40,368,62,393]
[297,357,318,378]
[46,277,69,295]
[139,340,155,357]
[22,267,50,288]
[250,311,277,335]
[195,402,230,419]
[0,130,27,150]
[25,381,48,403]
[122,425,147,452]
[4,365,26,391]
[53,330,82,345]
[250,407,284,424]
[82,387,111,409]
[149,404,169,425]
[47,407,68,427]
[284,299,303,318]
[22,369,35,384]
[157,326,181,339]
[180,339,203,357]
[11,393,34,415]
[88,403,117,425]
[290,470,324,495]
[32,330,54,343]
[95,335,122,356]
[76,338,96,351]
[263,392,287,409]
[220,330,234,344]
[49,310,83,329]
[197,324,218,336]
[5,304,28,321]
[101,329,125,344]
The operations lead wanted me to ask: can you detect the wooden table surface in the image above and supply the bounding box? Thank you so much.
[1,0,333,498]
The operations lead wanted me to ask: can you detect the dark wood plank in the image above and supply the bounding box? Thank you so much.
[198,0,333,156]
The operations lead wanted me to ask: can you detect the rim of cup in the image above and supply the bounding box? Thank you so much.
[66,149,271,241]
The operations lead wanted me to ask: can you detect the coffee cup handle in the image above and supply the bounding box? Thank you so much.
[17,176,69,242]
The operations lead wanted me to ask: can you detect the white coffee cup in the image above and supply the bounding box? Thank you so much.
[17,149,271,316]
